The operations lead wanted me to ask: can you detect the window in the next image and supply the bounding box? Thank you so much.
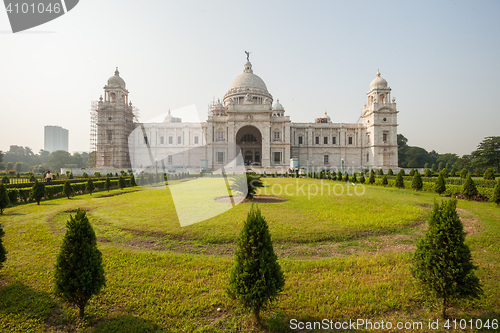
[324,155,329,164]
[315,137,319,145]
[217,152,224,164]
[194,136,199,144]
[242,134,257,142]
[323,136,328,144]
[366,153,369,162]
[168,136,173,144]
[298,136,303,144]
[383,133,388,142]
[144,136,148,145]
[160,136,164,144]
[273,152,282,163]
[332,136,336,144]
[167,155,173,164]
[348,137,353,145]
[273,131,280,141]
[177,136,182,144]
[217,131,224,141]
[107,131,112,142]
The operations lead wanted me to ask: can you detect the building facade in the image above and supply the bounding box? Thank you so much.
[44,125,68,153]
[95,59,398,172]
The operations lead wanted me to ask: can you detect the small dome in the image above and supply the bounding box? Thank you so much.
[214,99,224,110]
[369,70,387,90]
[164,110,174,122]
[228,61,269,93]
[272,99,284,111]
[107,67,126,88]
[324,111,331,121]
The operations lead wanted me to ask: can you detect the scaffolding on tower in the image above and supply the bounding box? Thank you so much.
[89,101,98,168]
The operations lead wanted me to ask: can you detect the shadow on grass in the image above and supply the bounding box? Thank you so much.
[0,282,62,328]
[1,212,25,216]
[91,315,161,333]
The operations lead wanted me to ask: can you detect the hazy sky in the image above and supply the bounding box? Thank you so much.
[1,0,499,156]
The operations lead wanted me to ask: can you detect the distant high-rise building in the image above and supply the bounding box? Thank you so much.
[44,125,69,153]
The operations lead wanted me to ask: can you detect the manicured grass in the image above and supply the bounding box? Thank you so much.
[0,179,499,332]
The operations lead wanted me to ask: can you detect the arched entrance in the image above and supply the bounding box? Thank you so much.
[236,125,262,166]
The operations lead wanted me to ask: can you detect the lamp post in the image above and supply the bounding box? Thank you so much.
[155,158,158,183]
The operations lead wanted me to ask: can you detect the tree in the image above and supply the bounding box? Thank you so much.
[434,171,446,195]
[228,206,285,323]
[411,199,482,318]
[118,176,126,190]
[31,180,45,205]
[412,171,423,191]
[395,171,405,188]
[0,184,10,214]
[460,168,468,179]
[409,169,415,177]
[7,162,13,171]
[48,150,73,171]
[424,168,432,178]
[54,210,105,318]
[0,222,6,270]
[63,180,74,199]
[483,168,495,180]
[15,162,23,172]
[368,170,375,184]
[231,173,264,199]
[337,171,342,181]
[491,179,500,206]
[438,162,444,171]
[441,168,448,178]
[462,174,478,200]
[471,136,500,173]
[359,174,365,183]
[105,176,111,192]
[405,147,432,168]
[1,176,9,184]
[431,163,437,172]
[351,173,357,183]
[86,179,95,195]
[378,169,384,176]
[130,175,137,186]
[387,168,394,176]
[453,155,472,172]
[450,168,456,177]
[382,175,388,185]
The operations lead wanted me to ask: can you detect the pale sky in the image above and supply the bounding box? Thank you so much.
[1,0,499,156]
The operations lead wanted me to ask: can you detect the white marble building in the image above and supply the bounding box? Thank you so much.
[96,57,398,173]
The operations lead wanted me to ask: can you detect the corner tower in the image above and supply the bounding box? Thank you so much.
[361,70,398,169]
[95,68,137,169]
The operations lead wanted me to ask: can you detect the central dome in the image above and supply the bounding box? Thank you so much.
[224,60,273,105]
[228,61,268,92]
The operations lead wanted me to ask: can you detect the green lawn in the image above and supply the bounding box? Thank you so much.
[0,178,499,332]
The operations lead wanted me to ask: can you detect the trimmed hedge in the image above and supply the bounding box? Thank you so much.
[5,178,131,206]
